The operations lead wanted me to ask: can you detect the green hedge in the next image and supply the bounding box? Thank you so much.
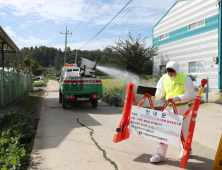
[33,82,45,87]
[101,86,126,107]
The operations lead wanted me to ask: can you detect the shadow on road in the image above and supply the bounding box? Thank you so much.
[133,153,214,170]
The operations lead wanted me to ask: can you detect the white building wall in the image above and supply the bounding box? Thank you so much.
[154,0,218,38]
[153,0,219,90]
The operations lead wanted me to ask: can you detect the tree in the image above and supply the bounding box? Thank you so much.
[31,60,42,76]
[34,67,43,75]
[23,55,32,74]
[105,31,158,75]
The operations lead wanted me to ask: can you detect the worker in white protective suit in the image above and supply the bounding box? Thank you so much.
[150,61,195,163]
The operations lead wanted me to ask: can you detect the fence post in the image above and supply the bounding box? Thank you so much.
[20,74,22,96]
[26,69,28,94]
[1,70,3,108]
[206,77,209,103]
[31,70,33,91]
[9,72,11,103]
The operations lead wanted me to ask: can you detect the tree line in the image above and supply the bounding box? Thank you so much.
[2,32,158,76]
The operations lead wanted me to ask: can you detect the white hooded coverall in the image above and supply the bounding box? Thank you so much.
[155,61,195,157]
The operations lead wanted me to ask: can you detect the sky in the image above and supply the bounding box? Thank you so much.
[0,0,176,51]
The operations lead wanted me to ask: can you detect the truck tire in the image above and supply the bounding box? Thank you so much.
[59,91,62,103]
[91,99,98,108]
[62,95,67,109]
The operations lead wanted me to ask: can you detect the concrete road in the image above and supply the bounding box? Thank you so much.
[30,80,221,170]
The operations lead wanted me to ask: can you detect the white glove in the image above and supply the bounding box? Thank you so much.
[171,96,180,103]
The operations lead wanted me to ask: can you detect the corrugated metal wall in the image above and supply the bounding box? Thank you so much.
[153,0,219,89]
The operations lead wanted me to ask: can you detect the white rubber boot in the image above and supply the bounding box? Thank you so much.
[150,153,165,163]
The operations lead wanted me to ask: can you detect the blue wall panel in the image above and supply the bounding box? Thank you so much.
[153,14,219,47]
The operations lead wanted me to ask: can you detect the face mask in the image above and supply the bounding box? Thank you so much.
[169,76,175,80]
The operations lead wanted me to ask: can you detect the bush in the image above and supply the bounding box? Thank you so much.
[2,111,35,144]
[99,76,116,79]
[33,82,44,87]
[186,74,197,81]
[0,131,30,170]
[0,111,35,169]
[101,86,126,107]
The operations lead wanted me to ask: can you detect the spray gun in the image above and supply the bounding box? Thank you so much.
[198,79,208,95]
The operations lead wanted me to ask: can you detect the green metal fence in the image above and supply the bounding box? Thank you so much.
[0,70,33,108]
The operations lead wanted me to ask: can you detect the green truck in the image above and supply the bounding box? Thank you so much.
[59,58,102,109]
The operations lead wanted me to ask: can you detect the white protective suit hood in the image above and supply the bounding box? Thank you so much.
[166,61,179,73]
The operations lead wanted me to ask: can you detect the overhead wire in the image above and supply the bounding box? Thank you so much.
[60,0,75,32]
[68,0,105,43]
[69,0,92,31]
[57,0,90,53]
[79,0,133,50]
[86,0,141,48]
[70,0,97,36]
[58,0,75,46]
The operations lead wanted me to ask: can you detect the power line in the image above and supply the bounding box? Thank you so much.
[58,0,75,46]
[68,0,105,43]
[70,0,97,36]
[60,26,72,64]
[60,0,75,32]
[69,0,91,31]
[86,0,141,48]
[79,0,133,50]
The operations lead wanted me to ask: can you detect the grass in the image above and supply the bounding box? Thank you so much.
[18,91,40,113]
[100,76,153,92]
[42,76,57,83]
[101,79,125,91]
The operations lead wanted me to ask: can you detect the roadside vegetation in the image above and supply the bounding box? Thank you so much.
[33,76,59,87]
[33,82,45,87]
[41,76,57,83]
[0,91,40,170]
[100,76,152,107]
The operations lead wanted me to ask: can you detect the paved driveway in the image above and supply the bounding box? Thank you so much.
[30,80,221,170]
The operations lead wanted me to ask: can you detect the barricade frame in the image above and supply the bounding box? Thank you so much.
[113,80,206,169]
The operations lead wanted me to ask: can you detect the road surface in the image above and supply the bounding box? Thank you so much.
[30,80,221,170]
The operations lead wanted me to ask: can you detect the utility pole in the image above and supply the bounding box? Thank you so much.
[49,58,52,78]
[60,26,72,65]
[75,49,77,64]
[55,53,57,77]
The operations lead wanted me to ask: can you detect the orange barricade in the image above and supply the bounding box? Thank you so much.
[113,82,136,143]
[113,79,207,169]
[180,96,201,168]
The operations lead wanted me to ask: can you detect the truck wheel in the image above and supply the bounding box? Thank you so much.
[62,95,67,109]
[91,99,98,108]
[59,91,62,103]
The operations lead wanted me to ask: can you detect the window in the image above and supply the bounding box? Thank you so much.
[73,69,79,71]
[159,33,169,40]
[189,61,204,73]
[188,19,205,30]
[67,69,72,72]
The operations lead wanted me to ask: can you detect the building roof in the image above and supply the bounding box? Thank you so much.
[0,26,20,52]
